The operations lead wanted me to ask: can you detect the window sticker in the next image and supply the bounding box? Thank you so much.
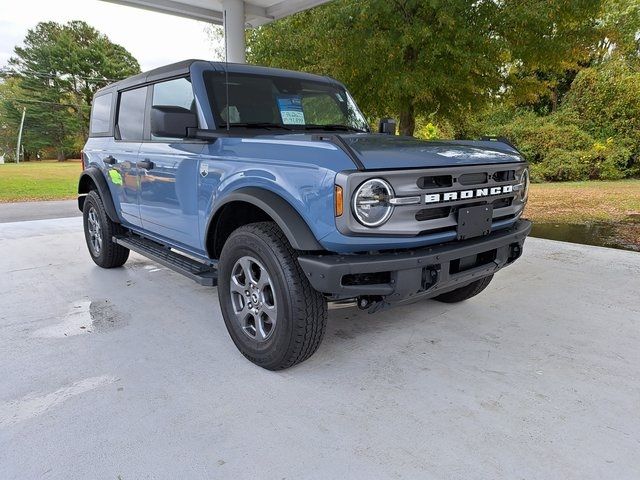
[277,96,306,125]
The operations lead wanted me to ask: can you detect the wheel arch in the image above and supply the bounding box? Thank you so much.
[206,187,323,259]
[78,166,119,223]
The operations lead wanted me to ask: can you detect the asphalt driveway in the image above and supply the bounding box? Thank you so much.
[0,199,79,223]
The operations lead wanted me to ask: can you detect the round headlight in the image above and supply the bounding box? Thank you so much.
[520,168,530,203]
[352,178,394,227]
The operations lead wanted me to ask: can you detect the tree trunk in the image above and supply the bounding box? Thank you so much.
[57,149,65,161]
[399,100,415,136]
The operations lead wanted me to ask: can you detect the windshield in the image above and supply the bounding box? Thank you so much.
[203,71,369,132]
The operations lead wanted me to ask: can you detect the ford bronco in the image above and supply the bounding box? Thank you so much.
[79,60,531,370]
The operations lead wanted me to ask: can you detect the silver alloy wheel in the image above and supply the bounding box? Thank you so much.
[230,255,278,341]
[87,207,103,255]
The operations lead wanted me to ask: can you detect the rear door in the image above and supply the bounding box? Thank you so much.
[108,86,148,227]
[137,77,203,249]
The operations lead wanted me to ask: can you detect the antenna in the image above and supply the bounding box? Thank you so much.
[223,8,230,132]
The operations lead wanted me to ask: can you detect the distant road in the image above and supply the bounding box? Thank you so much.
[0,199,80,223]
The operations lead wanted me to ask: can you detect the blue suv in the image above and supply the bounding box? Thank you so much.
[79,60,531,370]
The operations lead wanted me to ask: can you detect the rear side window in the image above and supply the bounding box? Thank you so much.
[117,87,147,141]
[89,93,113,135]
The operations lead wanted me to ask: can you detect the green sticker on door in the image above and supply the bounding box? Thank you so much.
[108,169,123,186]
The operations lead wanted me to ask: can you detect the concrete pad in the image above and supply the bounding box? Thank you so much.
[0,200,80,223]
[1,217,639,479]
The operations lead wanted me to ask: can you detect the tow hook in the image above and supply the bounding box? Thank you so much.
[357,295,387,314]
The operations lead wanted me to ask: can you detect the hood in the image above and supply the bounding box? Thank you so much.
[341,134,524,170]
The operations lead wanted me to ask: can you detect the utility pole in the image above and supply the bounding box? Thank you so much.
[15,107,26,164]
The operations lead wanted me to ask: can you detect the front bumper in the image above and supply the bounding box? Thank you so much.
[298,220,532,303]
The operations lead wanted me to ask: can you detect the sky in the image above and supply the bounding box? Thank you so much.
[0,0,223,71]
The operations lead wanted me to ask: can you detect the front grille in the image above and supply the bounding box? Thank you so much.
[493,170,516,182]
[409,165,523,236]
[335,162,526,237]
[410,165,523,235]
[492,197,512,209]
[416,206,451,222]
[458,172,488,185]
[417,174,452,188]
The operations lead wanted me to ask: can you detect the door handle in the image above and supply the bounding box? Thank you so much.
[136,159,154,170]
[103,155,117,165]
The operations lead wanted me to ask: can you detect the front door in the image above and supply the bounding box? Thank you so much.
[138,77,203,249]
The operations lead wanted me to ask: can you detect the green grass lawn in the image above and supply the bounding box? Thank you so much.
[525,179,640,223]
[0,161,81,202]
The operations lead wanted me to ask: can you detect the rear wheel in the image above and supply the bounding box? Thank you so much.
[218,222,327,370]
[82,190,129,268]
[434,275,494,303]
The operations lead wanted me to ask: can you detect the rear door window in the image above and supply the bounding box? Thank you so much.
[89,93,113,135]
[117,87,147,141]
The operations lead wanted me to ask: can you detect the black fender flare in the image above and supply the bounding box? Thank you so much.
[77,166,119,223]
[209,187,323,252]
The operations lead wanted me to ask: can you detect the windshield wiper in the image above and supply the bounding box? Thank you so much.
[221,122,293,131]
[302,124,368,133]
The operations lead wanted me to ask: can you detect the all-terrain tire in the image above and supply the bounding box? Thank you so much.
[218,222,328,370]
[82,190,129,268]
[434,274,494,303]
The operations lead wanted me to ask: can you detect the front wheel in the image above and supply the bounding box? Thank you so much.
[218,222,327,370]
[434,275,494,303]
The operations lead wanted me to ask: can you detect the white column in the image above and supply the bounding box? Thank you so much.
[222,0,246,63]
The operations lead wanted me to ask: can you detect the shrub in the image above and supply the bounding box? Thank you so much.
[504,117,594,165]
[414,117,455,140]
[414,121,441,140]
[470,108,594,164]
[530,140,634,181]
[530,149,589,182]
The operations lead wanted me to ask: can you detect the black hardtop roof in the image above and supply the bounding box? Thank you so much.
[94,59,340,96]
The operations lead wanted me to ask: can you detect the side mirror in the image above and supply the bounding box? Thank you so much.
[150,106,197,138]
[378,118,397,135]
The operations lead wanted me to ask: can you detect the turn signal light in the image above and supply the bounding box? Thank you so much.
[335,185,344,217]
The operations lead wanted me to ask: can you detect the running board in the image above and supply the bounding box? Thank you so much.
[113,234,218,286]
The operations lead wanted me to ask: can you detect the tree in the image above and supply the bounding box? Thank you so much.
[0,78,23,159]
[505,0,640,113]
[247,0,603,135]
[595,0,640,62]
[2,21,140,159]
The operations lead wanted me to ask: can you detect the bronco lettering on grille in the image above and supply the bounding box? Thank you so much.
[424,184,514,204]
